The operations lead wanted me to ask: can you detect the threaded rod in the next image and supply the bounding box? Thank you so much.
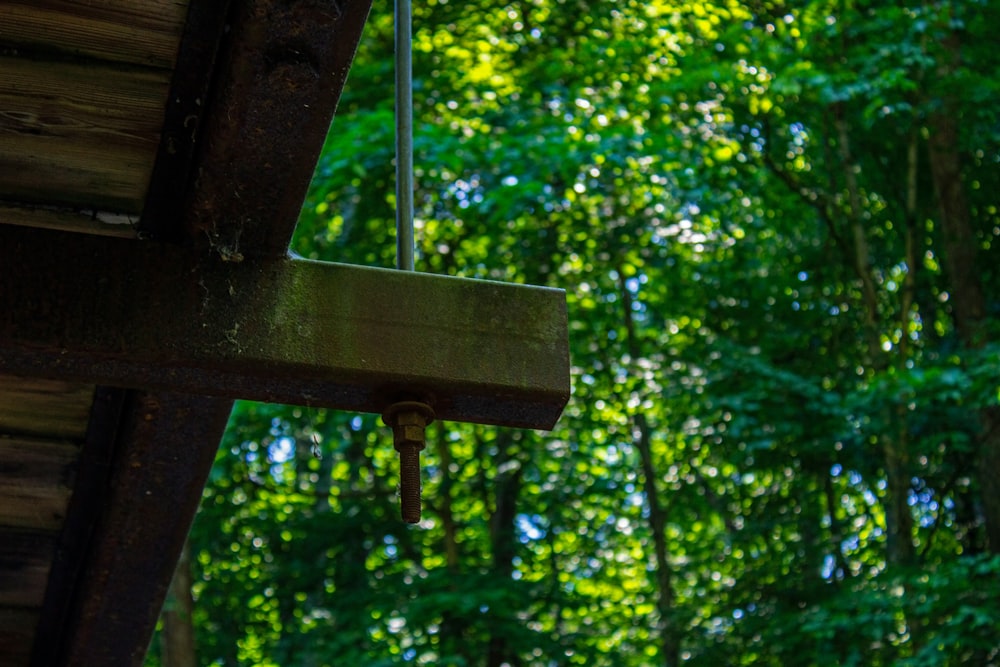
[398,444,422,523]
[382,401,434,525]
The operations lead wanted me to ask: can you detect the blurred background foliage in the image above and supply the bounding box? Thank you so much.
[150,0,1000,665]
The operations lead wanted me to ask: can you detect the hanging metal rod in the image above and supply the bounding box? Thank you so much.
[395,0,414,271]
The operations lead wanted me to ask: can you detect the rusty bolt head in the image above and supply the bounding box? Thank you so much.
[382,401,434,453]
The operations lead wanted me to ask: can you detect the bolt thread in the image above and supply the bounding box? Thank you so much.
[398,445,422,523]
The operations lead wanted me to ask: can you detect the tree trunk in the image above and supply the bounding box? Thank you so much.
[634,413,681,667]
[835,114,916,566]
[159,538,197,667]
[434,425,472,664]
[302,424,339,667]
[926,25,1000,554]
[487,430,523,667]
[620,273,680,666]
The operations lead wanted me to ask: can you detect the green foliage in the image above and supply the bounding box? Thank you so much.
[158,1,1000,665]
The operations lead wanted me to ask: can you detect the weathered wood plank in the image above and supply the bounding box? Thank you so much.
[0,57,169,211]
[0,226,571,429]
[0,1,187,69]
[0,529,56,608]
[0,376,94,439]
[0,204,136,238]
[0,437,78,532]
[0,607,37,667]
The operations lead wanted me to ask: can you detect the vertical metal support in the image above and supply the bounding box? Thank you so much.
[395,0,414,271]
[388,0,425,523]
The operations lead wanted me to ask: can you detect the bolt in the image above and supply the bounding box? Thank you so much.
[382,401,434,524]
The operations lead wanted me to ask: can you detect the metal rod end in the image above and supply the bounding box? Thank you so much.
[382,401,434,523]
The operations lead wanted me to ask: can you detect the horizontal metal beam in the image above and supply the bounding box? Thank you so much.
[0,226,570,429]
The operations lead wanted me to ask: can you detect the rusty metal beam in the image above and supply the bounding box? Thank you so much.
[39,390,232,667]
[24,1,383,660]
[167,0,373,258]
[0,226,570,429]
[30,387,125,667]
[11,2,381,667]
[140,0,374,256]
[137,1,233,241]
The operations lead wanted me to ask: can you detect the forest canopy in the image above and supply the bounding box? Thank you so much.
[152,1,1000,665]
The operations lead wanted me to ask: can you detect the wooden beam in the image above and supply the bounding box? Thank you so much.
[0,437,78,532]
[0,56,170,213]
[0,529,58,608]
[0,1,188,69]
[0,376,93,439]
[0,609,37,667]
[0,226,570,430]
[0,204,137,238]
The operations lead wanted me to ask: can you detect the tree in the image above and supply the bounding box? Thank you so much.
[152,1,1000,665]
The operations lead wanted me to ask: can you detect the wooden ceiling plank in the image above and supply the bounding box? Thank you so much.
[0,137,153,213]
[0,1,187,69]
[0,608,38,667]
[0,56,169,212]
[0,529,58,608]
[0,226,571,429]
[0,57,169,141]
[0,204,136,238]
[0,376,94,439]
[0,438,77,532]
